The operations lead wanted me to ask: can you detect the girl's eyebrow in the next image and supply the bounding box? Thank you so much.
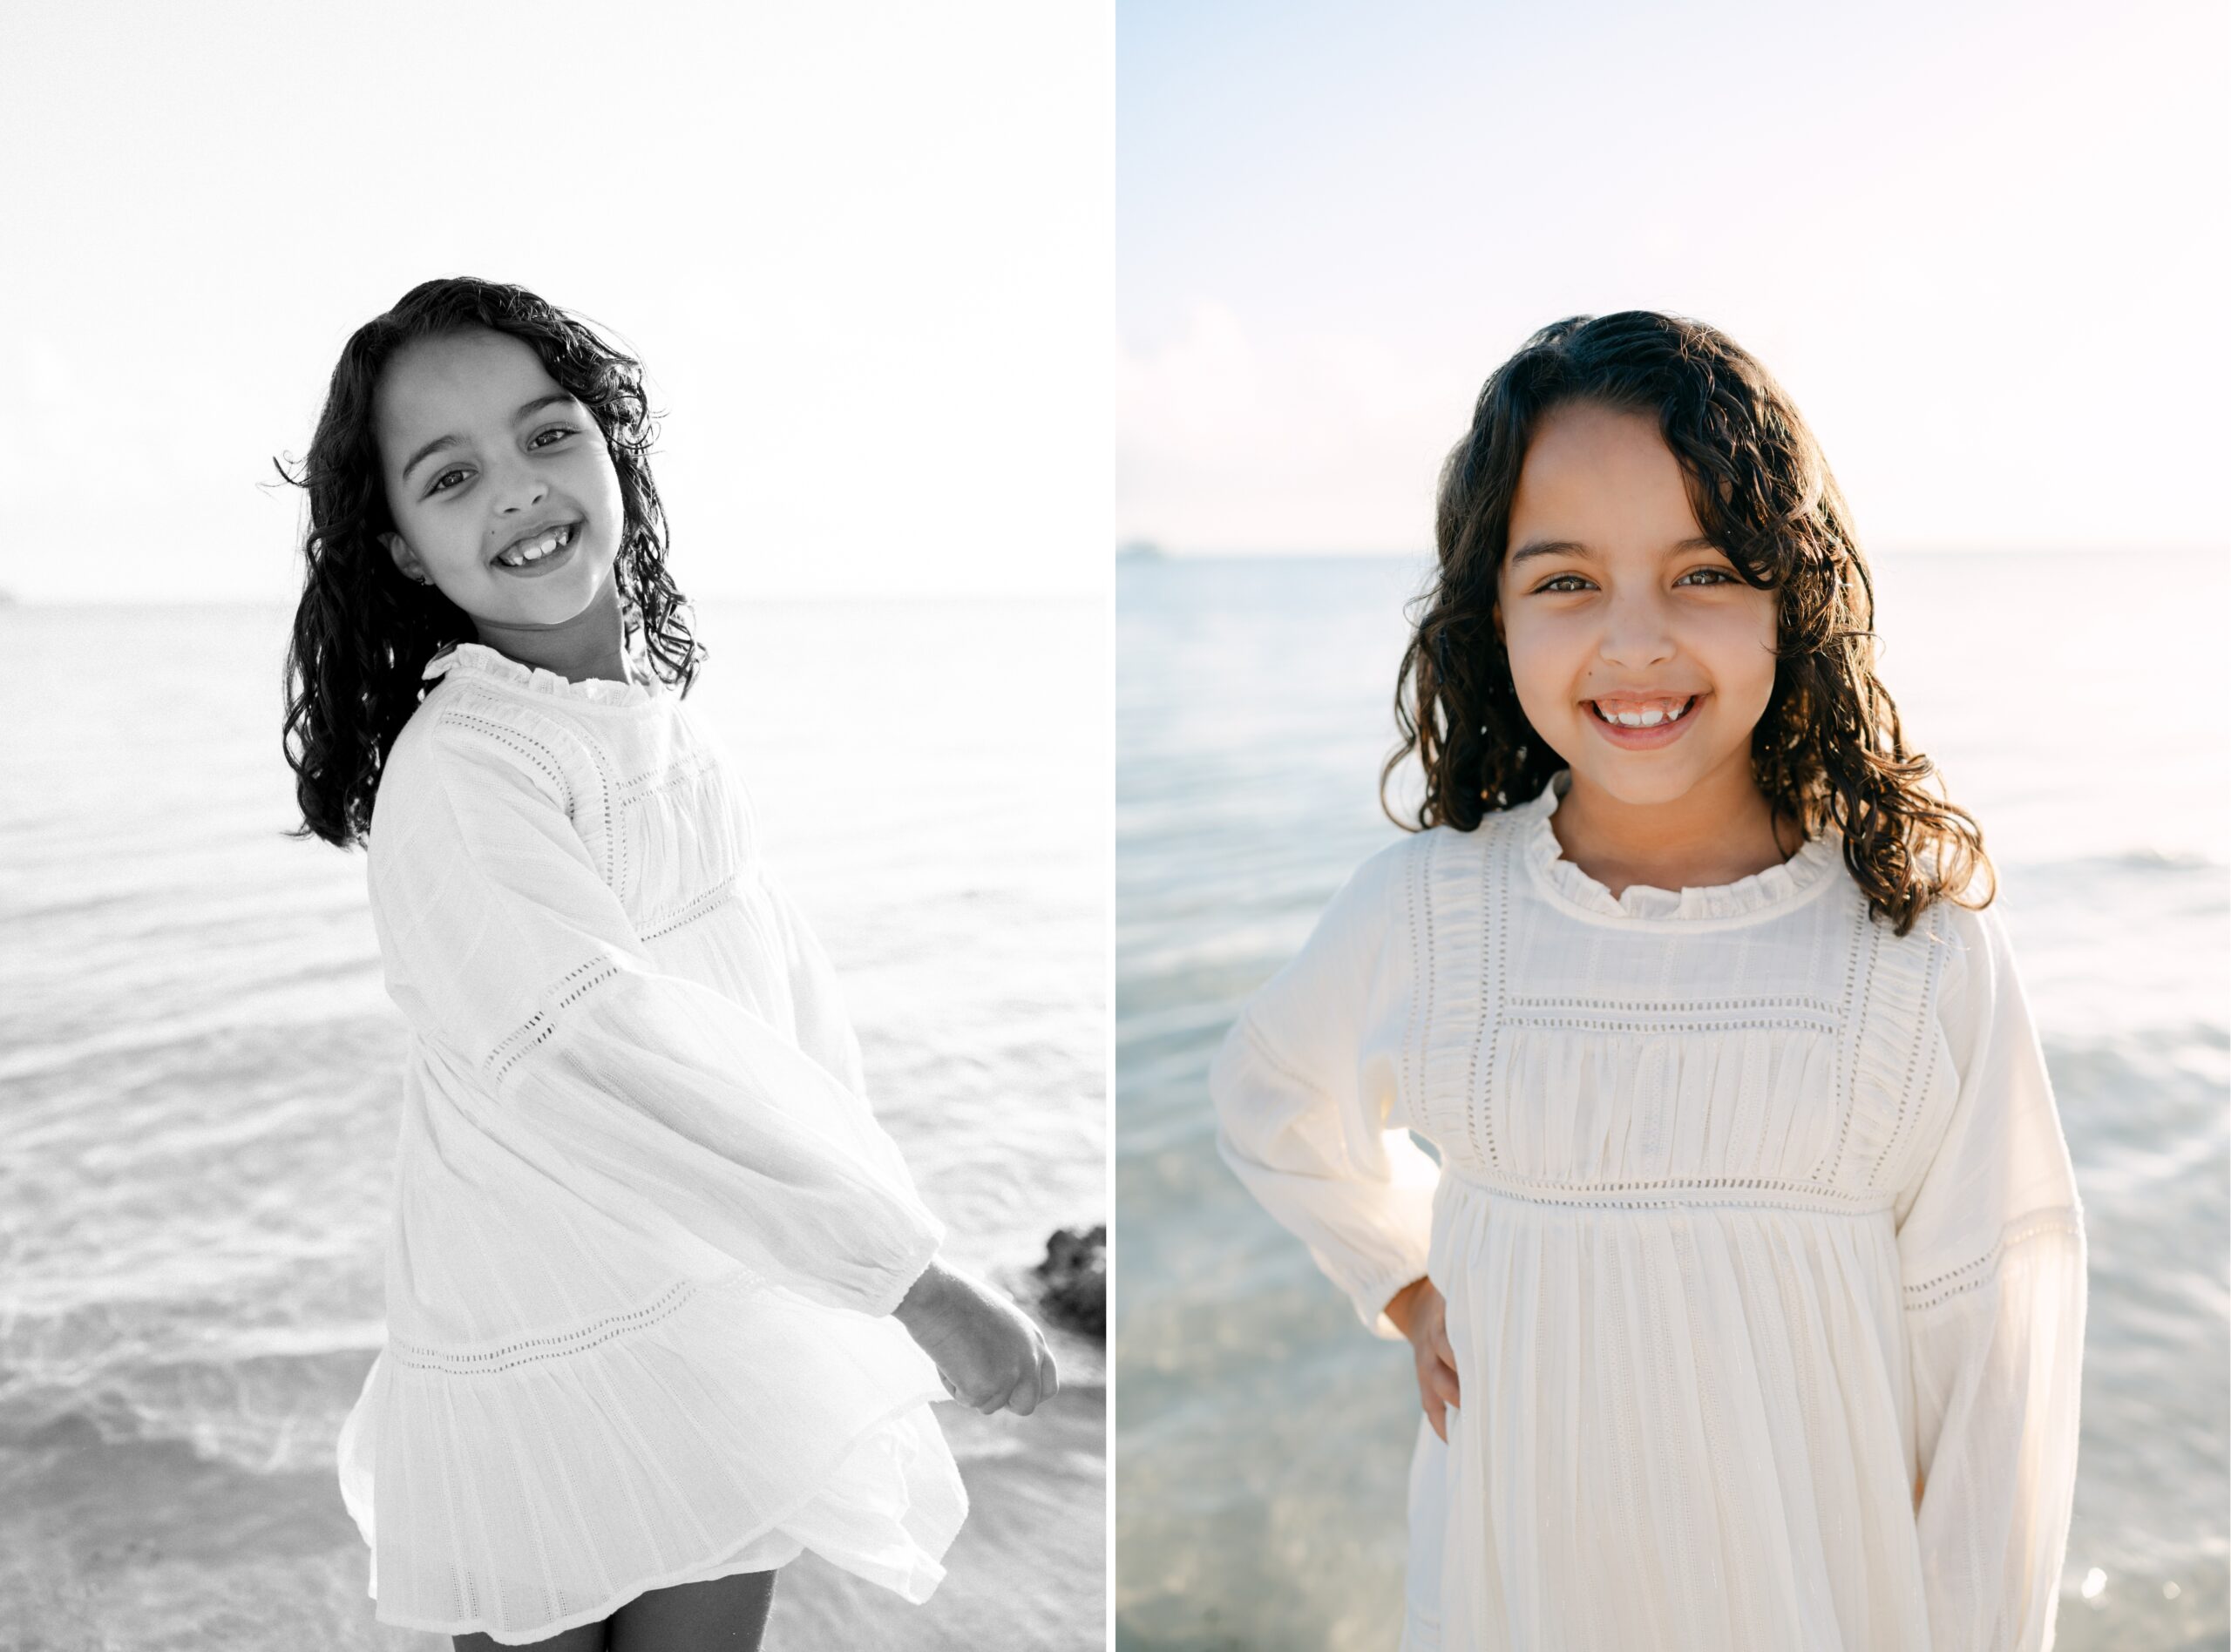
[1509,533,1717,566]
[400,393,580,480]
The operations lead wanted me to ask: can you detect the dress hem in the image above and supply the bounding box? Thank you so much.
[363,1379,959,1645]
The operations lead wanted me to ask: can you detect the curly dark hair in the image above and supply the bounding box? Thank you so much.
[1383,309,1990,938]
[278,275,706,850]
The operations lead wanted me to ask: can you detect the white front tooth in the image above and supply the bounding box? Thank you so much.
[1599,698,1689,727]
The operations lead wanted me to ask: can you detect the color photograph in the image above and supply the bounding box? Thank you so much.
[1115,2,2226,1649]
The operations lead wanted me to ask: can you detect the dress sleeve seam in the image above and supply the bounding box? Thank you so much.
[1902,1202,2084,1314]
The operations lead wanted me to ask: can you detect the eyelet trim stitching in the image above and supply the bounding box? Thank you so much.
[1903,1206,2082,1313]
[1501,1014,1839,1033]
[1867,901,1949,1186]
[617,750,716,809]
[1401,838,1423,1115]
[438,712,574,818]
[1825,911,1889,1182]
[1470,829,1502,1173]
[1814,902,1872,1181]
[390,1279,699,1374]
[1421,832,1445,1152]
[640,873,741,943]
[486,958,623,1080]
[571,723,622,892]
[1506,994,1841,1014]
[1442,1164,1899,1215]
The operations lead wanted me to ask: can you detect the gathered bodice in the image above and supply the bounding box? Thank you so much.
[1385,780,1949,1220]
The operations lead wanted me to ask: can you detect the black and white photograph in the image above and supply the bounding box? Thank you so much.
[0,4,1109,1648]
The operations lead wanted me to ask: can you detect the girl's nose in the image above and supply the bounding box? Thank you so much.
[490,455,549,513]
[1597,593,1678,667]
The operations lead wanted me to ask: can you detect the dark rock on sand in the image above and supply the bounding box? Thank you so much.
[1032,1223,1106,1339]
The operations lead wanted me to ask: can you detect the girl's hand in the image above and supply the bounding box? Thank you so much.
[1385,1276,1461,1442]
[893,1260,1060,1417]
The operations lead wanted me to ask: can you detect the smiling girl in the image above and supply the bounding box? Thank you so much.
[1211,312,2087,1650]
[283,276,1056,1649]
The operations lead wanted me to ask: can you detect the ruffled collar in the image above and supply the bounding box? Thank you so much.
[1521,768,1842,921]
[421,640,665,708]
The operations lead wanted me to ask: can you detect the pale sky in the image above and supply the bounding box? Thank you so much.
[1118,0,2228,556]
[0,1,1112,604]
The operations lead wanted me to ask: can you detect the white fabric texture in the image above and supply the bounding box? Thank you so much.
[1212,767,2086,1652]
[335,641,966,1645]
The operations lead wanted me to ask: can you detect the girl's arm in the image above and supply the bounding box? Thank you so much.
[760,863,1061,1414]
[1208,847,1438,1340]
[1896,897,2088,1652]
[367,715,945,1319]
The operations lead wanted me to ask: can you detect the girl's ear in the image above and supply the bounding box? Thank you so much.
[382,531,428,586]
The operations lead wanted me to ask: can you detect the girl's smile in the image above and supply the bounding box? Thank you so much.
[489,519,581,574]
[1583,689,1703,748]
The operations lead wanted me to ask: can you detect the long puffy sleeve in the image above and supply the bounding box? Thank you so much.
[758,869,926,1201]
[366,714,946,1319]
[1896,897,2088,1651]
[1210,847,1437,1339]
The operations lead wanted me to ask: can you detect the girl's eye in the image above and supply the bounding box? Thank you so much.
[423,428,573,495]
[1535,567,1738,593]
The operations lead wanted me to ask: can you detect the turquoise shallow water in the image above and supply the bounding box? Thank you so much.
[0,598,1107,1650]
[1116,552,2230,1652]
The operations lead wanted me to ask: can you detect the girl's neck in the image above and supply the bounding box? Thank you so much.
[470,586,637,688]
[1547,763,1804,899]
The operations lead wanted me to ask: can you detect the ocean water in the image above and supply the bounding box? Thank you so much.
[1115,552,2229,1651]
[0,597,1107,1650]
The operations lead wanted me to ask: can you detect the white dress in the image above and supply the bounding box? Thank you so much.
[334,641,966,1645]
[1211,768,2087,1652]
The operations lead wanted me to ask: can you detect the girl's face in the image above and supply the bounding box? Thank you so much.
[375,328,627,634]
[1492,400,1780,815]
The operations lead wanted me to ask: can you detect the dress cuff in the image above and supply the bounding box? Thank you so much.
[854,1222,947,1320]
